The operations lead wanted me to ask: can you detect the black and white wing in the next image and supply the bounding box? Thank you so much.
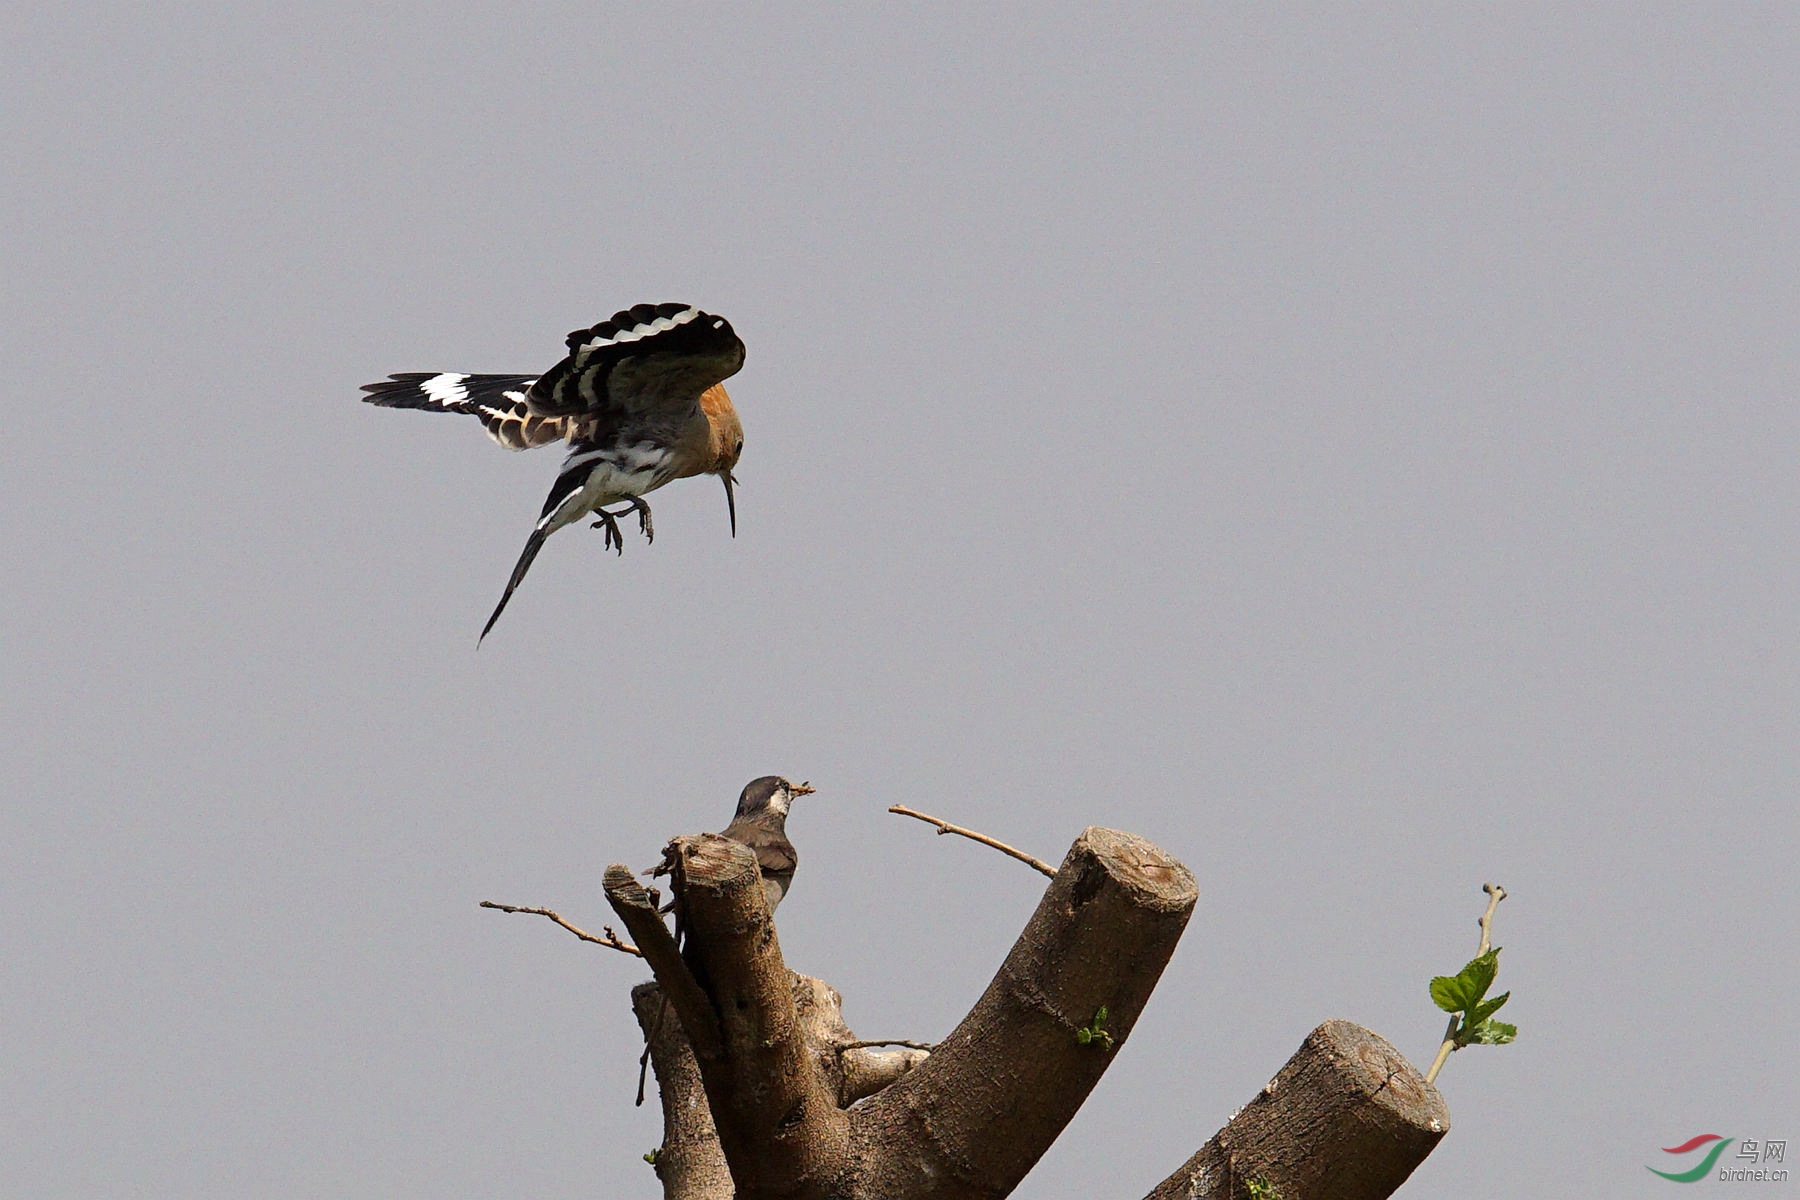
[361,373,572,450]
[526,303,745,421]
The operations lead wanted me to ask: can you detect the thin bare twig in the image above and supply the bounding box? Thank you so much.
[480,901,644,957]
[1424,882,1507,1084]
[1476,881,1505,956]
[636,993,666,1106]
[887,804,1056,877]
[837,1038,936,1053]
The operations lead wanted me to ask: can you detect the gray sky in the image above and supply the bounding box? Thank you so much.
[4,5,1796,1196]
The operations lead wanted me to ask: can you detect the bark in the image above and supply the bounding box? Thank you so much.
[604,865,720,1058]
[837,1044,929,1107]
[671,834,849,1197]
[844,827,1198,1199]
[634,974,930,1200]
[1143,1020,1448,1200]
[609,836,847,1200]
[633,982,731,1200]
[790,975,930,1107]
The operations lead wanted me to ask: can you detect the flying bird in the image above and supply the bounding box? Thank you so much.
[719,776,815,915]
[361,303,746,640]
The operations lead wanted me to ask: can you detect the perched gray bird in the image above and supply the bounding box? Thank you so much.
[634,776,810,1106]
[719,776,815,914]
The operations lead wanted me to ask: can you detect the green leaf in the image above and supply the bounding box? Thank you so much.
[1429,974,1469,1012]
[1465,1020,1517,1045]
[1431,949,1501,1012]
[1460,948,1500,1001]
[1076,1007,1114,1050]
[1466,990,1510,1027]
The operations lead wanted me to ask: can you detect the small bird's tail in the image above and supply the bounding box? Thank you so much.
[479,527,550,645]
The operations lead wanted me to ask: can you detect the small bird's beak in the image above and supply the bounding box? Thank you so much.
[791,781,816,797]
[721,471,738,538]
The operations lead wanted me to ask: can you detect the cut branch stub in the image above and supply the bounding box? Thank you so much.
[792,975,930,1106]
[603,864,720,1059]
[659,834,848,1200]
[848,827,1198,1199]
[1144,1020,1449,1200]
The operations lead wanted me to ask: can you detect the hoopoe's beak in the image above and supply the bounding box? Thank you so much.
[721,471,738,538]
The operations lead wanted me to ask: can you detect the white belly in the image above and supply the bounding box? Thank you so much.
[543,446,672,533]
